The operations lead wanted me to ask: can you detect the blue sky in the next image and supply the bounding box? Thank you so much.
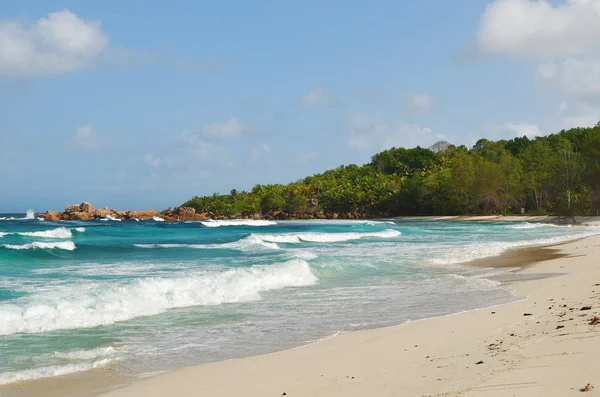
[1,0,599,212]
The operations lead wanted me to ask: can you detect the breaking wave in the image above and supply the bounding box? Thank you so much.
[152,216,165,222]
[0,359,114,386]
[253,229,402,244]
[0,227,86,239]
[2,241,76,251]
[19,227,74,239]
[507,222,570,229]
[0,259,316,335]
[0,210,37,221]
[101,215,121,221]
[430,230,600,266]
[201,219,277,227]
[133,230,401,251]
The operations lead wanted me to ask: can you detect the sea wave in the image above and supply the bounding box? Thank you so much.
[52,346,117,361]
[0,210,36,221]
[19,227,73,239]
[0,227,85,239]
[254,229,402,244]
[152,216,165,222]
[430,230,600,266]
[0,359,113,386]
[507,222,570,229]
[0,259,316,335]
[200,219,277,227]
[100,215,121,221]
[135,234,281,251]
[2,241,76,251]
[133,229,401,251]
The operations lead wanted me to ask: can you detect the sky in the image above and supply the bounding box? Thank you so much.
[1,0,600,212]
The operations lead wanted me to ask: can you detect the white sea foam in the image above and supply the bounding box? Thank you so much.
[152,216,165,222]
[52,346,117,361]
[201,219,277,227]
[292,251,319,260]
[0,210,36,221]
[0,232,6,238]
[133,230,400,252]
[0,259,316,335]
[508,222,570,229]
[32,262,191,277]
[19,227,73,239]
[0,359,113,386]
[135,235,281,251]
[101,215,121,221]
[254,229,402,244]
[447,274,502,290]
[74,227,86,233]
[430,230,600,266]
[2,241,76,251]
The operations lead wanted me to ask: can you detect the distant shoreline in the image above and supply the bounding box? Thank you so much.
[35,202,600,226]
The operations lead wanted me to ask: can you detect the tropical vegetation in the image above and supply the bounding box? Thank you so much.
[182,123,600,218]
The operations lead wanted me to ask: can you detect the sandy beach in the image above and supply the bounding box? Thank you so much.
[74,234,599,397]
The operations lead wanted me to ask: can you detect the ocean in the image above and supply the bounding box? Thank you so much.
[1,213,599,387]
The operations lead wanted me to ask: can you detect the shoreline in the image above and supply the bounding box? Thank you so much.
[95,234,600,397]
[30,202,600,225]
[4,234,599,397]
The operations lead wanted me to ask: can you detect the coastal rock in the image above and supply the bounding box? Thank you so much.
[131,209,162,220]
[68,211,93,221]
[175,207,196,217]
[94,208,112,218]
[64,204,80,214]
[115,211,128,219]
[40,210,61,221]
[79,202,94,214]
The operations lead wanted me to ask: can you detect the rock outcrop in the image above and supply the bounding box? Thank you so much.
[41,210,61,222]
[36,201,385,222]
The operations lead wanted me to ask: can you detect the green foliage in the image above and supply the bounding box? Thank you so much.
[182,124,600,217]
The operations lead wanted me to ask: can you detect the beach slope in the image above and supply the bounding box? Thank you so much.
[96,235,600,397]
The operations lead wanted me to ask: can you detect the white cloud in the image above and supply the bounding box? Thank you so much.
[300,88,332,107]
[475,1,600,129]
[144,153,161,167]
[537,59,600,99]
[407,93,437,116]
[476,0,600,60]
[181,130,226,160]
[493,122,541,139]
[0,10,109,78]
[536,60,600,127]
[347,113,442,152]
[250,144,271,162]
[201,117,245,140]
[556,101,600,128]
[68,125,99,150]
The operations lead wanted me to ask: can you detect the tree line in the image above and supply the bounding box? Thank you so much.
[181,123,600,218]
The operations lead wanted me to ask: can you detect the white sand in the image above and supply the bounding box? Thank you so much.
[92,235,600,397]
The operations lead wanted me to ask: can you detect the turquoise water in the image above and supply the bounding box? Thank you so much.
[1,214,599,385]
